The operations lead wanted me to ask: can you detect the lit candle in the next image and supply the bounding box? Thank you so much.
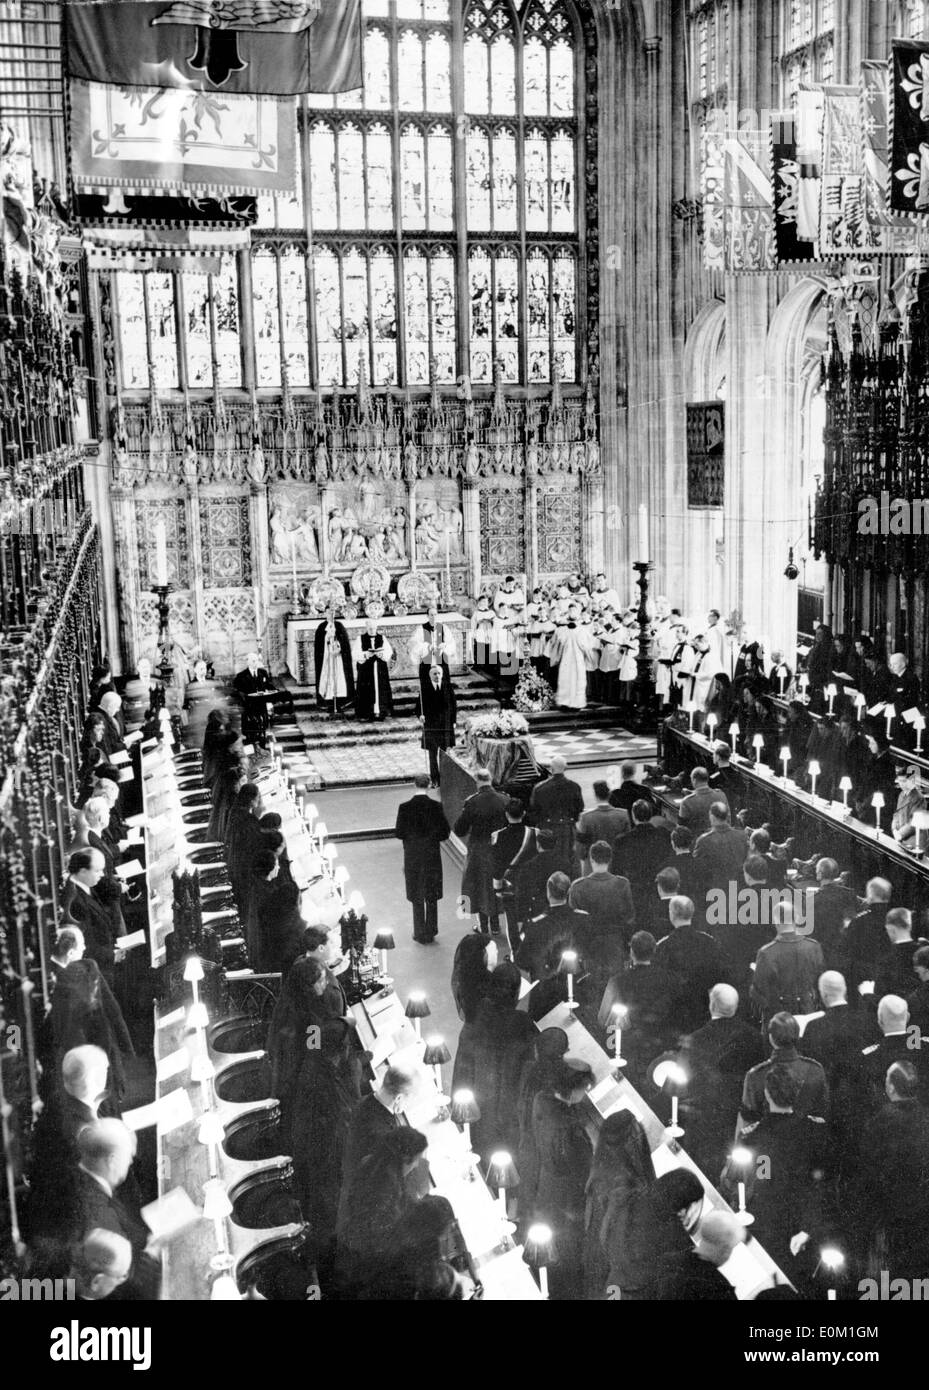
[612,1003,628,1069]
[825,683,837,715]
[561,950,578,1009]
[872,792,885,835]
[821,1247,844,1301]
[780,746,790,782]
[706,713,718,742]
[752,733,764,762]
[637,503,650,565]
[153,519,168,586]
[728,720,740,748]
[839,776,852,809]
[731,1145,754,1226]
[808,759,820,801]
[686,700,697,732]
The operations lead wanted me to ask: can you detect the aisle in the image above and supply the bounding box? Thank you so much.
[330,836,472,1055]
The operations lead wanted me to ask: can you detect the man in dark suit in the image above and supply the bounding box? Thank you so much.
[597,930,673,1086]
[907,944,929,1034]
[654,895,726,1037]
[873,907,928,1002]
[454,769,508,932]
[341,1063,417,1180]
[529,756,584,867]
[710,855,776,1007]
[394,773,451,943]
[515,872,589,982]
[802,970,879,1078]
[611,800,672,914]
[61,849,121,983]
[637,864,680,940]
[679,767,728,837]
[679,982,766,1176]
[575,779,629,868]
[662,826,706,904]
[751,901,823,1027]
[417,660,458,788]
[804,858,860,971]
[233,650,289,748]
[853,1060,929,1279]
[738,1013,829,1131]
[609,761,653,814]
[96,692,126,758]
[693,801,749,894]
[844,877,893,996]
[859,994,929,1106]
[70,1120,159,1299]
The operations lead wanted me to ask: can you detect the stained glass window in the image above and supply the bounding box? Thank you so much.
[113,0,586,393]
[777,0,835,98]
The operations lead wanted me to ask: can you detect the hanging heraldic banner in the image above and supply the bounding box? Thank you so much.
[891,39,929,214]
[62,0,362,96]
[68,79,297,197]
[686,402,725,509]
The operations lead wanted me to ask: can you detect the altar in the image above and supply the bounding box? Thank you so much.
[285,610,469,687]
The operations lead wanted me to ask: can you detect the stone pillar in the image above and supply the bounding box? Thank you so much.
[110,485,141,672]
[462,478,481,596]
[583,469,605,576]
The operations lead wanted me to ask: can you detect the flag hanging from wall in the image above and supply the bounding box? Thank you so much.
[73,191,257,229]
[796,85,824,247]
[701,126,725,272]
[860,59,923,252]
[771,114,816,264]
[890,39,929,214]
[723,130,777,272]
[81,222,248,272]
[62,1,362,96]
[819,83,879,255]
[68,78,297,197]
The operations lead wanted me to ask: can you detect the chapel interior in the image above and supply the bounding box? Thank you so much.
[3,0,929,1309]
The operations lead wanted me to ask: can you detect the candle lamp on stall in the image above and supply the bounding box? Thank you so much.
[202,1178,234,1273]
[884,704,896,741]
[559,950,579,1010]
[854,692,866,722]
[819,1246,845,1301]
[912,808,929,857]
[871,791,885,836]
[807,759,821,802]
[610,1003,628,1070]
[780,746,791,783]
[404,990,431,1040]
[372,927,395,985]
[824,683,837,716]
[522,1222,554,1299]
[685,700,697,733]
[839,776,852,812]
[728,721,740,753]
[314,820,328,853]
[652,1058,687,1139]
[730,1146,755,1226]
[183,954,204,1014]
[486,1150,519,1233]
[197,1112,225,1181]
[450,1088,481,1162]
[423,1035,451,1102]
[752,733,764,765]
[333,864,350,904]
[705,713,718,743]
[190,1055,215,1114]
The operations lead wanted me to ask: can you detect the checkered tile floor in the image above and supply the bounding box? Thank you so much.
[284,718,657,788]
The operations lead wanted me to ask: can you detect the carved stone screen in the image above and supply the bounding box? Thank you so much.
[538,477,581,572]
[480,486,526,575]
[686,401,725,507]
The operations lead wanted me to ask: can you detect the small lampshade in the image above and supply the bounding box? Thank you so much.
[187,1002,209,1030]
[423,1036,451,1067]
[871,792,885,808]
[314,820,329,842]
[839,776,853,792]
[487,1151,520,1190]
[404,990,431,1021]
[197,1113,225,1148]
[183,955,204,983]
[825,683,837,697]
[373,928,395,951]
[190,1056,214,1084]
[558,949,579,974]
[808,760,821,777]
[728,722,739,736]
[911,809,929,830]
[611,1003,628,1024]
[730,1145,753,1169]
[323,843,338,863]
[820,1246,845,1273]
[450,1088,481,1125]
[305,802,319,822]
[334,864,350,886]
[885,704,896,718]
[779,745,790,760]
[752,733,764,747]
[202,1178,233,1221]
[347,891,366,914]
[210,1274,241,1301]
[651,1057,687,1092]
[523,1223,556,1269]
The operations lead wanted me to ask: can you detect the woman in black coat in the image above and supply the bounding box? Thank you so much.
[516,1027,569,1225]
[246,849,305,975]
[450,932,498,1024]
[603,1166,704,1299]
[334,1127,429,1299]
[266,956,330,1142]
[290,1018,361,1274]
[377,1195,477,1301]
[224,782,264,912]
[207,746,248,844]
[42,959,134,1101]
[583,1110,653,1300]
[201,710,232,789]
[451,962,536,1163]
[531,1058,596,1299]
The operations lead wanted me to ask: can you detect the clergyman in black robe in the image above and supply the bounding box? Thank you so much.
[314,616,355,713]
[353,623,394,721]
[416,662,458,787]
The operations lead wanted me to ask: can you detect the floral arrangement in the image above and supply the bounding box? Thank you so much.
[465,710,530,739]
[513,664,555,714]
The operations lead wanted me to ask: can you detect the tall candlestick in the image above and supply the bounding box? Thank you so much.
[637,503,650,565]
